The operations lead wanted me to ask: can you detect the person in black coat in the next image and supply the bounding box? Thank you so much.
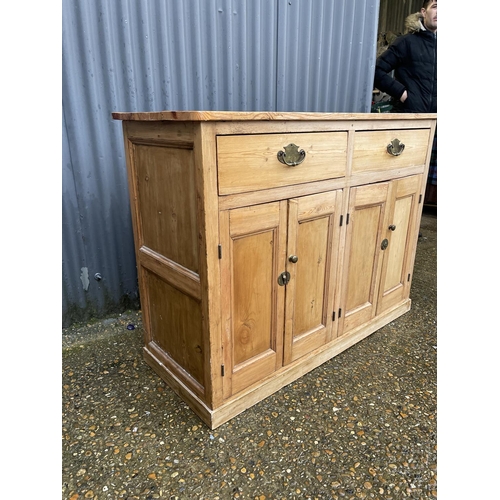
[374,0,437,113]
[374,0,437,205]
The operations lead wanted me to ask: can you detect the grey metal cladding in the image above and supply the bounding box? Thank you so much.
[62,0,379,327]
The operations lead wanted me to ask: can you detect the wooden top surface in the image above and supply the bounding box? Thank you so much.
[112,110,437,122]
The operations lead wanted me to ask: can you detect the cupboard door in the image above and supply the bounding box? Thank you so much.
[283,190,343,364]
[376,174,423,314]
[220,201,287,398]
[340,182,390,335]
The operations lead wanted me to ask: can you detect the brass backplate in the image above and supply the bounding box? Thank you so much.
[277,143,306,166]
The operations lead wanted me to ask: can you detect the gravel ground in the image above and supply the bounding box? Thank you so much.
[62,212,437,500]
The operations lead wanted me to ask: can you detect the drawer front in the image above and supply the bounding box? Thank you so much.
[352,129,431,174]
[217,132,347,195]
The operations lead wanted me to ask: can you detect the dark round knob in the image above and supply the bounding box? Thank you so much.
[288,255,298,263]
[388,224,396,231]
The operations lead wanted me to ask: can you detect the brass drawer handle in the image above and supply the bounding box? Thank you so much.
[387,138,405,156]
[277,143,306,166]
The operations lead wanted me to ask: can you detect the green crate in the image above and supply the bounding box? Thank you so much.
[371,101,393,113]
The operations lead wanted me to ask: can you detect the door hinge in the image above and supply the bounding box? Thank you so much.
[221,364,225,376]
[346,213,350,225]
[340,214,343,226]
[419,194,423,204]
[332,311,336,322]
[338,308,342,318]
[408,273,411,282]
[218,245,222,259]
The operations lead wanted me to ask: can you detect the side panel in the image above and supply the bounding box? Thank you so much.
[134,144,199,273]
[123,122,207,398]
[146,271,204,387]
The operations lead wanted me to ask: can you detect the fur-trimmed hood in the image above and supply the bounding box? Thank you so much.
[377,12,425,57]
[404,12,423,34]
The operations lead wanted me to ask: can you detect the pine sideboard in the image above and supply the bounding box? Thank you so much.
[112,111,437,429]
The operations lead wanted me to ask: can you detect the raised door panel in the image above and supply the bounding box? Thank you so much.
[220,201,287,399]
[376,174,423,314]
[340,182,390,335]
[283,190,343,364]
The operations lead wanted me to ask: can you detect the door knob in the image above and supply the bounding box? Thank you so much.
[288,255,299,263]
[388,224,396,231]
[381,239,389,250]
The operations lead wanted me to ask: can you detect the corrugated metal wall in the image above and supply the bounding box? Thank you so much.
[62,0,380,328]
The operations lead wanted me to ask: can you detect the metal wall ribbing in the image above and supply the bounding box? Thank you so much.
[62,0,380,328]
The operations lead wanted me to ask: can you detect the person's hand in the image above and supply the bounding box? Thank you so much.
[400,90,408,103]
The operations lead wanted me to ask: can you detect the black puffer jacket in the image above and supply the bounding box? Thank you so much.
[374,24,437,113]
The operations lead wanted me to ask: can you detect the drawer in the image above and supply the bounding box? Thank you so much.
[352,129,431,174]
[217,132,347,195]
